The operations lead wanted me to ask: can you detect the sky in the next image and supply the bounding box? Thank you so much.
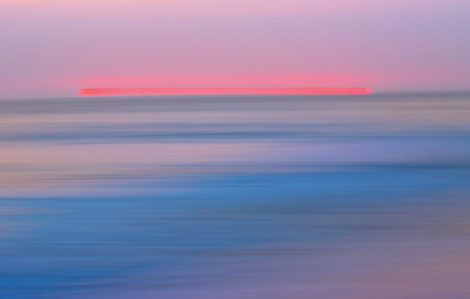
[1,0,469,98]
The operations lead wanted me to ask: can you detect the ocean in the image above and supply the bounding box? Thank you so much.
[1,93,470,298]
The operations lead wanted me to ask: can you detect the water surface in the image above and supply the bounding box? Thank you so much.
[1,93,470,298]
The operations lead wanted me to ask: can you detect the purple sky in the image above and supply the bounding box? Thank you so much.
[1,0,469,98]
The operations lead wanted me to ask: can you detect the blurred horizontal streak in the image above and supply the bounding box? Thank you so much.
[2,121,470,144]
[77,87,373,96]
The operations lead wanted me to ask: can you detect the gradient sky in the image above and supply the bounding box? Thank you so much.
[1,0,469,98]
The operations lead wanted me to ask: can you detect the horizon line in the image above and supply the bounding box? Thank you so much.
[78,87,373,96]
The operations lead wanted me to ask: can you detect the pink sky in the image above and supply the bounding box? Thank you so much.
[1,0,469,98]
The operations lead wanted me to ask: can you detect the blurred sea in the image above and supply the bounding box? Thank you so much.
[1,93,470,298]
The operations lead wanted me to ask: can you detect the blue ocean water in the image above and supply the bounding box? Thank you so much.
[1,93,470,298]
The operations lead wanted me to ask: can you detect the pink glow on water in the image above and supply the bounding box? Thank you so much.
[78,87,373,96]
